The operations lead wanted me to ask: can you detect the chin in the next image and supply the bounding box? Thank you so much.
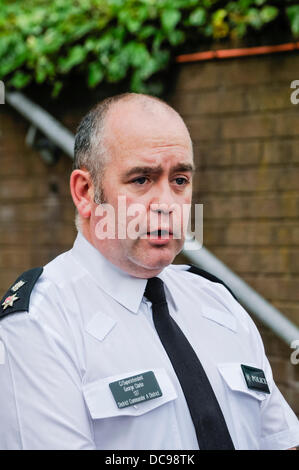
[140,251,176,270]
[126,240,183,273]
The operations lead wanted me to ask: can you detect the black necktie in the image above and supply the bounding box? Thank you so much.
[144,277,235,450]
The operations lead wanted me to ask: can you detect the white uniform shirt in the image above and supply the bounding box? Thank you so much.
[0,233,298,450]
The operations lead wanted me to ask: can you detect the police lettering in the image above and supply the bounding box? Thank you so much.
[251,375,267,385]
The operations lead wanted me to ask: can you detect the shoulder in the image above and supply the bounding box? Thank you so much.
[165,263,238,300]
[186,264,238,301]
[0,248,79,324]
[0,267,43,321]
[164,262,257,334]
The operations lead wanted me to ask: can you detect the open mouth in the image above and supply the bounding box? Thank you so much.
[147,229,172,237]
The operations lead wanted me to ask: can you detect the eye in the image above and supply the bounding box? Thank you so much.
[131,176,149,185]
[175,177,189,185]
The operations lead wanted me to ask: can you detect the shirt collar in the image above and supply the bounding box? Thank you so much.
[70,232,177,314]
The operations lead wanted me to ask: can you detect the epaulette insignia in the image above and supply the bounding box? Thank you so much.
[0,267,43,320]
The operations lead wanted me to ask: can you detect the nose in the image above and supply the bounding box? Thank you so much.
[149,181,176,215]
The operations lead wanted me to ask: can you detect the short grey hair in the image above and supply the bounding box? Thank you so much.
[73,96,114,204]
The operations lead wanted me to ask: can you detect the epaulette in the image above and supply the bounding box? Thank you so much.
[0,267,43,320]
[187,264,238,301]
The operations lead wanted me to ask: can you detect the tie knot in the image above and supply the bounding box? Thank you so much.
[144,277,167,305]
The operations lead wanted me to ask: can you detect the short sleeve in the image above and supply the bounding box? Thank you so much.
[247,315,299,450]
[0,308,95,450]
[259,355,299,450]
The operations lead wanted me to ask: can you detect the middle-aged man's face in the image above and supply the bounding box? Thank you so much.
[88,99,194,278]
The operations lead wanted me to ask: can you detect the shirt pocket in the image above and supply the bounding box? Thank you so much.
[217,362,272,449]
[82,368,178,419]
[217,362,270,402]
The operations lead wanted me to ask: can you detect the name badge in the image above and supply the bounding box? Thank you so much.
[109,371,163,409]
[241,364,270,394]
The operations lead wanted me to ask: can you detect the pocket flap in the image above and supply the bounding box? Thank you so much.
[83,368,178,419]
[202,308,237,332]
[85,311,117,342]
[218,362,270,401]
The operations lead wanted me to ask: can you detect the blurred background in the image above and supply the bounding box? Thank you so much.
[0,0,298,417]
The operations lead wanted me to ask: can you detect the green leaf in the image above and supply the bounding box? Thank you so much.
[168,29,185,46]
[188,7,206,26]
[247,8,263,29]
[287,5,299,37]
[88,61,104,87]
[58,45,87,73]
[125,42,150,68]
[9,71,31,89]
[130,69,146,93]
[52,80,63,97]
[0,0,297,96]
[35,56,55,83]
[260,5,278,23]
[138,25,156,40]
[161,9,181,32]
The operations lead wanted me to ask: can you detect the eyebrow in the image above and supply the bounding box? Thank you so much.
[124,163,195,179]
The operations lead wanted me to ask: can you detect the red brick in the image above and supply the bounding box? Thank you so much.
[246,85,293,112]
[274,112,299,137]
[204,221,299,246]
[258,329,292,359]
[271,302,299,326]
[175,61,227,91]
[211,247,296,274]
[221,114,274,139]
[0,179,34,200]
[194,143,234,167]
[234,164,299,191]
[244,277,299,304]
[184,116,221,141]
[173,89,246,116]
[0,269,29,298]
[196,194,299,219]
[233,141,263,166]
[0,248,31,269]
[262,139,299,165]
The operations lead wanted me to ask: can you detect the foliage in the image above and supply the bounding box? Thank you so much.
[0,0,298,96]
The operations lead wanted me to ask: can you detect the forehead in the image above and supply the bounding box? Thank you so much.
[104,99,193,161]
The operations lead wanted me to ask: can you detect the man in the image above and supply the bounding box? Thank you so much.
[0,93,298,450]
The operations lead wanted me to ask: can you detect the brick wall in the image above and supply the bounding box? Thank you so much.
[0,106,76,290]
[169,51,299,416]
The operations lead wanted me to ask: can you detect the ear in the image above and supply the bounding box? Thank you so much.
[70,169,94,219]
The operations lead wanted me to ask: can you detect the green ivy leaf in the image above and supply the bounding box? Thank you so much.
[52,80,63,97]
[88,61,104,87]
[126,42,150,68]
[138,25,156,40]
[161,9,181,32]
[9,71,31,88]
[188,7,207,26]
[58,45,87,73]
[168,29,185,46]
[0,0,296,96]
[260,5,278,23]
[287,5,299,37]
[247,8,263,29]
